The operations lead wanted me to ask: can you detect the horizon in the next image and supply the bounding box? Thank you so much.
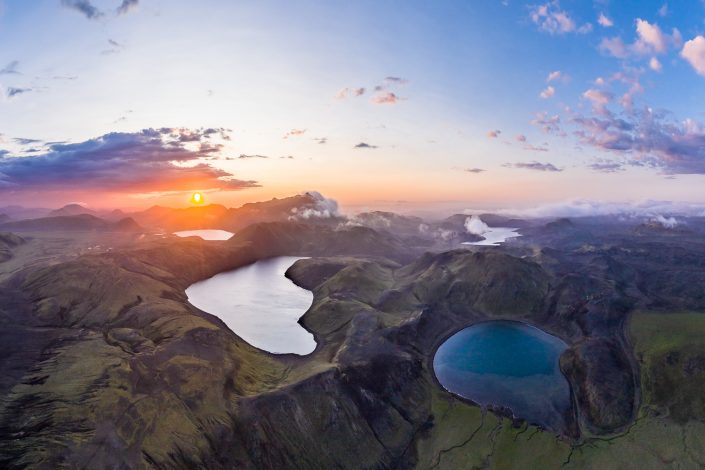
[1,1,705,210]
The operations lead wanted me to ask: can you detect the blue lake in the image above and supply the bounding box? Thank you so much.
[433,320,571,432]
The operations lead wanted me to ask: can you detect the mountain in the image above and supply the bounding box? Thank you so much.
[129,193,344,232]
[0,205,52,220]
[0,214,143,232]
[47,204,97,218]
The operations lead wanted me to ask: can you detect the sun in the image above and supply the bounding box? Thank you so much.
[191,192,204,205]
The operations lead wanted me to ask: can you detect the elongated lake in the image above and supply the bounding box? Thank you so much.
[433,320,571,432]
[186,256,316,355]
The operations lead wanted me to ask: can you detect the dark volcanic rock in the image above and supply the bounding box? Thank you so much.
[560,338,636,434]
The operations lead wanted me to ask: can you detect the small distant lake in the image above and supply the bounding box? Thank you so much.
[462,227,521,246]
[433,320,570,432]
[174,229,234,241]
[186,256,316,355]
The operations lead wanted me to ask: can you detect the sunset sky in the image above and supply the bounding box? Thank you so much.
[1,0,705,213]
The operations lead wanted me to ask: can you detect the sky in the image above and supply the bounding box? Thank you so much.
[1,0,705,213]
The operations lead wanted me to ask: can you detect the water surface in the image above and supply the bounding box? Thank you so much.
[174,229,234,241]
[433,320,570,431]
[186,256,315,355]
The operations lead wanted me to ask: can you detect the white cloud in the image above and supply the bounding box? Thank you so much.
[681,36,705,76]
[600,19,681,59]
[464,215,490,235]
[652,214,678,228]
[540,85,556,99]
[598,13,613,28]
[583,88,613,113]
[649,57,662,72]
[288,191,339,220]
[493,200,705,219]
[546,70,563,82]
[530,2,576,34]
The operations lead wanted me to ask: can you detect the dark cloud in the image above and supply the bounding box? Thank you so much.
[61,0,103,19]
[464,168,485,173]
[108,39,123,47]
[0,61,20,75]
[116,0,139,15]
[504,161,563,172]
[385,76,408,84]
[0,128,258,193]
[13,138,42,145]
[354,142,378,149]
[238,154,269,159]
[572,106,705,174]
[589,161,625,173]
[6,87,32,98]
[280,155,294,159]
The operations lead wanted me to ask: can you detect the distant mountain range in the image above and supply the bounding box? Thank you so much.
[0,214,143,233]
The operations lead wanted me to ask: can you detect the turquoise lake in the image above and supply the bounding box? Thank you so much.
[433,320,571,432]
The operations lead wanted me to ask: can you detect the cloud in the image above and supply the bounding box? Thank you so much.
[599,37,629,58]
[283,128,306,139]
[583,88,613,114]
[633,18,679,54]
[589,160,625,173]
[504,161,562,171]
[530,2,590,35]
[494,200,705,218]
[531,112,562,134]
[681,36,705,76]
[384,76,408,84]
[600,19,682,59]
[116,0,139,15]
[313,137,327,144]
[523,143,549,152]
[238,154,268,159]
[464,168,485,173]
[464,215,490,235]
[0,61,19,75]
[354,142,377,149]
[649,57,662,72]
[572,106,705,175]
[337,87,366,99]
[539,85,555,99]
[657,3,669,18]
[0,128,258,194]
[371,92,401,104]
[515,134,527,142]
[61,0,103,19]
[288,191,339,220]
[598,13,613,28]
[13,137,42,145]
[546,70,563,82]
[6,87,31,98]
[652,214,679,228]
[487,129,501,138]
